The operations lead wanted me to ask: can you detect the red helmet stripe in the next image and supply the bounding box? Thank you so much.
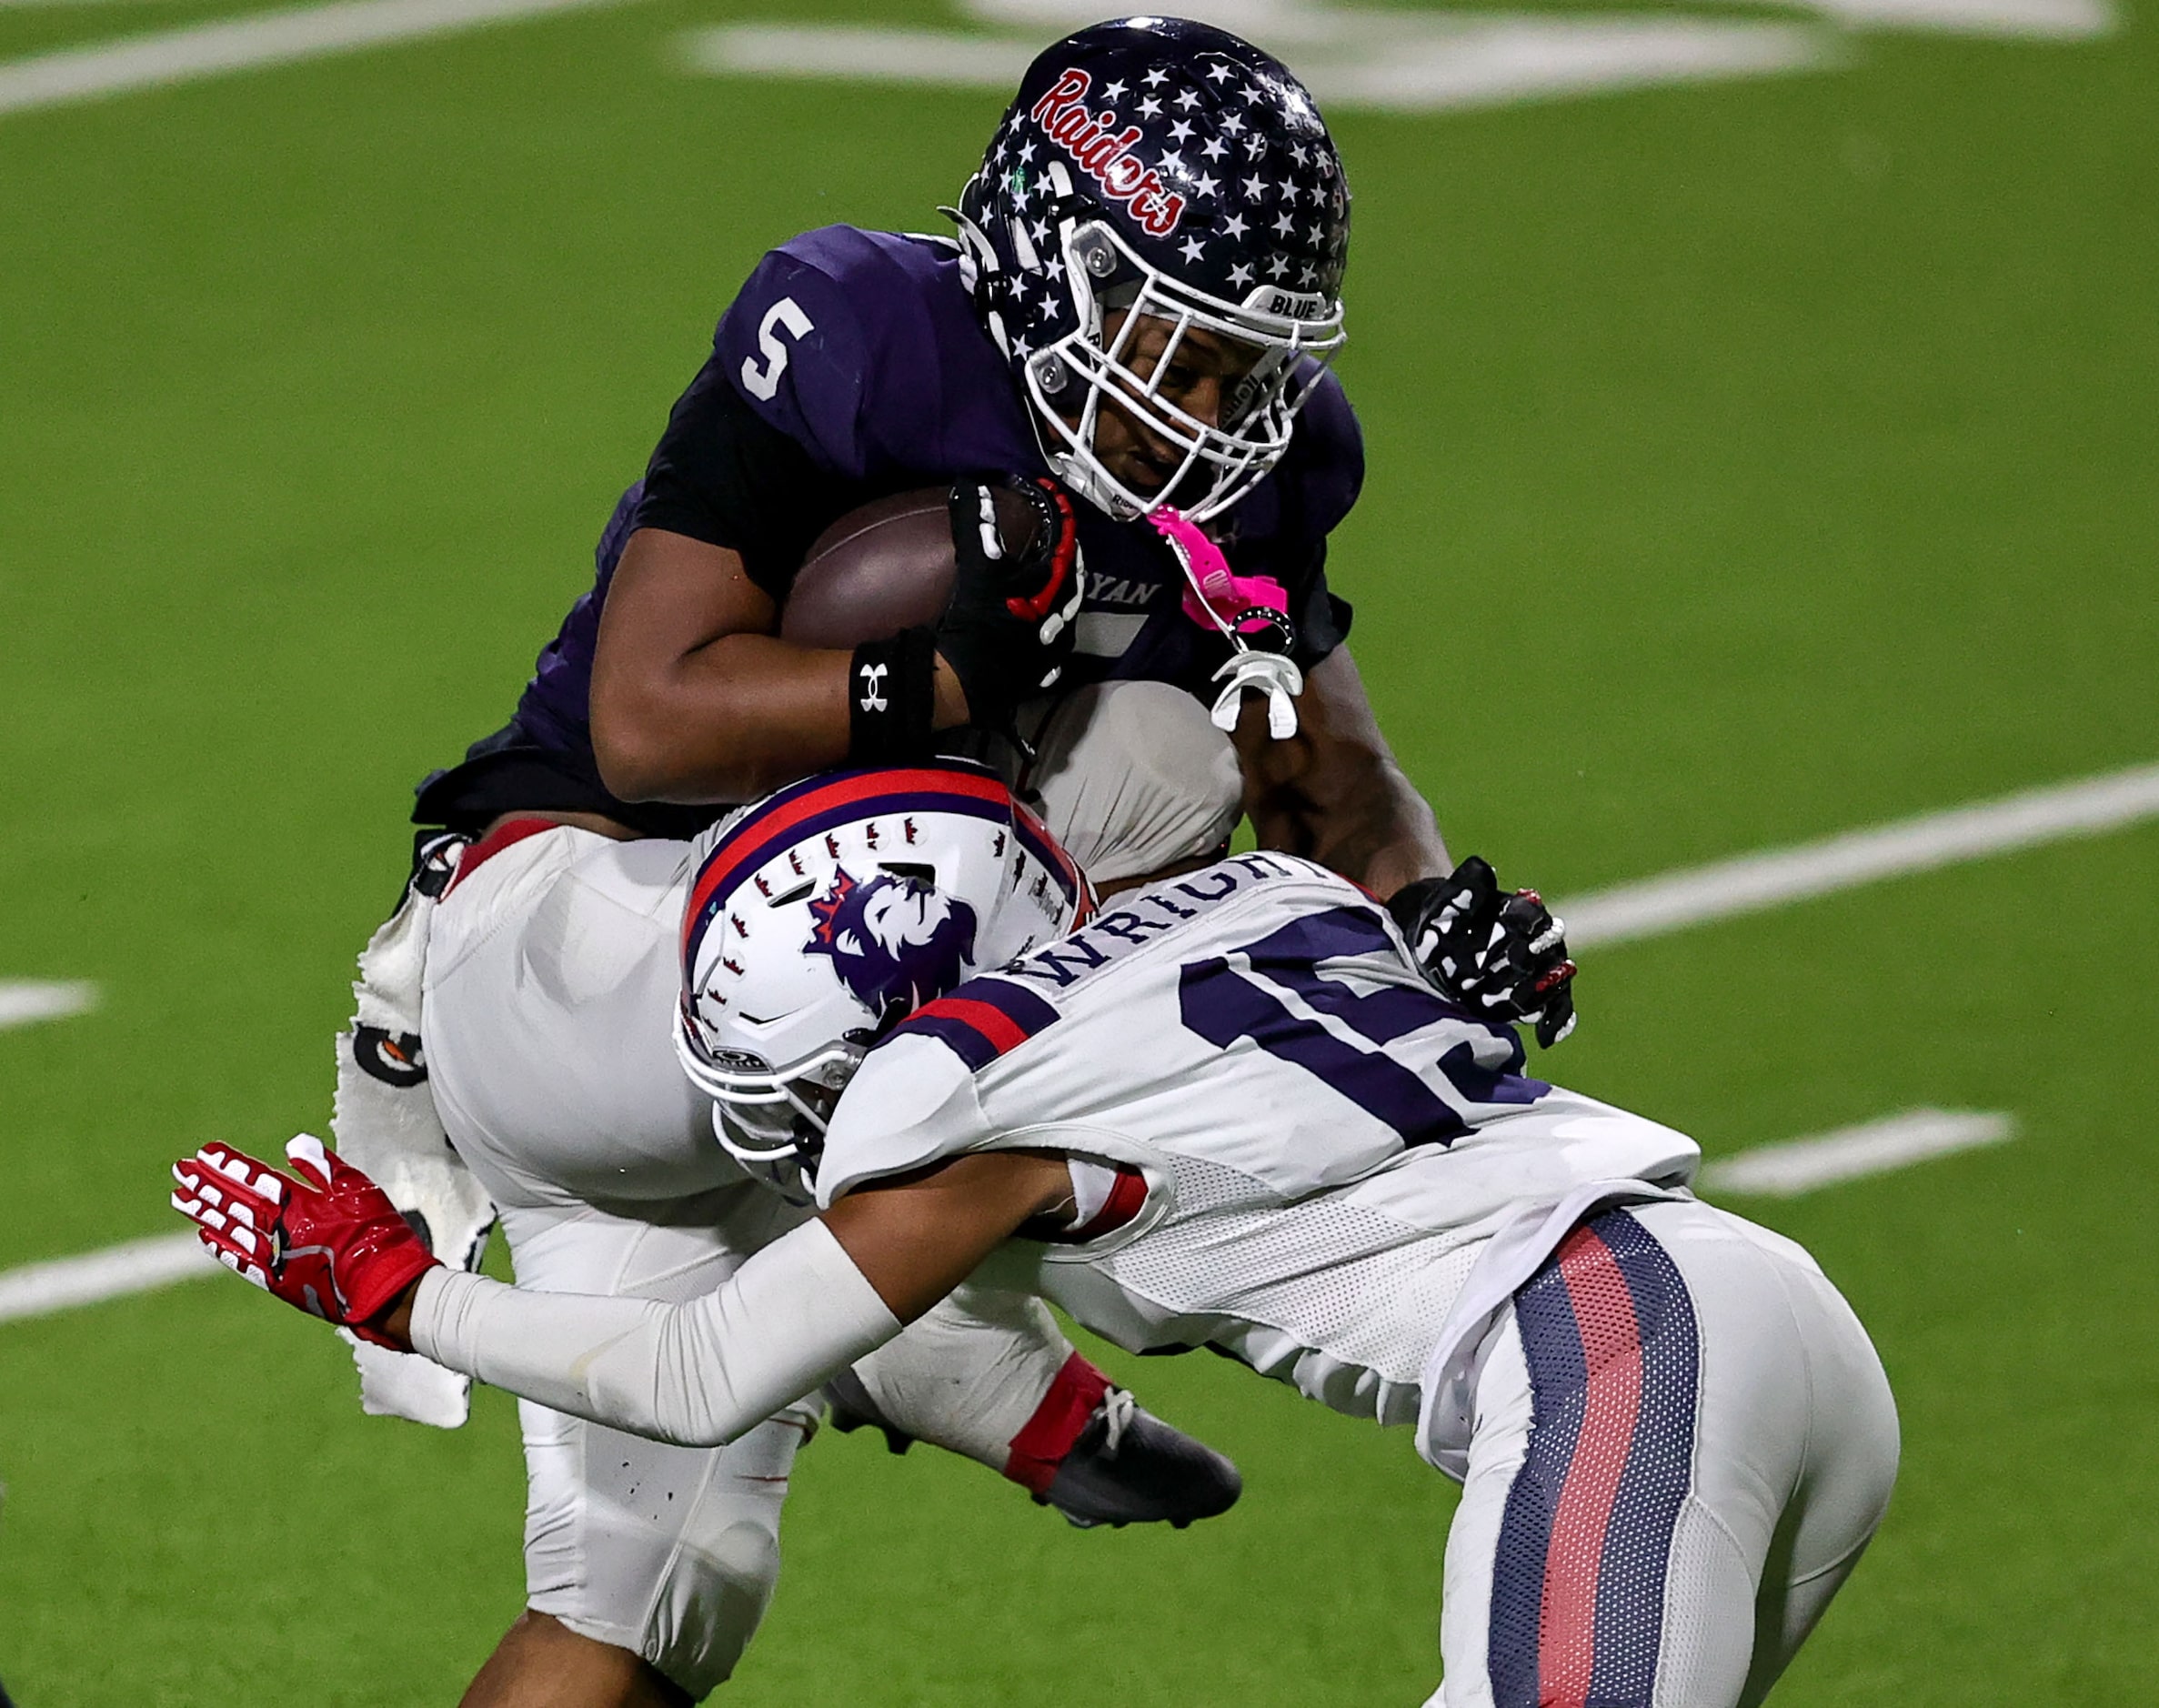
[682,768,1014,962]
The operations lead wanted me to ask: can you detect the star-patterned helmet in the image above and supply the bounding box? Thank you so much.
[953,17,1350,524]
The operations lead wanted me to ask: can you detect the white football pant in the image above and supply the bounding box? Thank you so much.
[1427,1199,1899,1708]
[421,824,1074,1695]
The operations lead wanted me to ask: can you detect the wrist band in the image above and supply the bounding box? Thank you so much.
[848,628,939,764]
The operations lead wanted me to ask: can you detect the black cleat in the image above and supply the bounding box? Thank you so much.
[828,1371,1241,1530]
[1032,1388,1242,1531]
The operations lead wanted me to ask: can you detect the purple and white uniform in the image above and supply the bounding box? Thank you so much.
[417,224,1363,835]
[816,853,1901,1708]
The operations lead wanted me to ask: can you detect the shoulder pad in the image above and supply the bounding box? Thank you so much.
[713,226,951,479]
[816,1030,989,1206]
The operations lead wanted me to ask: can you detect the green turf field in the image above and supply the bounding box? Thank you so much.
[3,0,2155,1700]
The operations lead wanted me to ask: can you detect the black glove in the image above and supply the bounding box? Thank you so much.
[935,475,1085,725]
[1387,857,1578,1047]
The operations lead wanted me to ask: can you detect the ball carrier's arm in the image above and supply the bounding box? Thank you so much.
[590,528,969,805]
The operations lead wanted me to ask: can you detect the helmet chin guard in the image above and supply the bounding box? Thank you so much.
[954,17,1351,523]
[676,764,1090,1197]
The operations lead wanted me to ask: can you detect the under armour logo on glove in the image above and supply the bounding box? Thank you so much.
[171,1135,439,1347]
[1387,857,1579,1048]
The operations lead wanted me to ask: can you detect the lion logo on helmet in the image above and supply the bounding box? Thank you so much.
[806,867,979,1017]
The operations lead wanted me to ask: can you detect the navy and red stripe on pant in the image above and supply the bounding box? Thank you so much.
[1488,1207,1701,1708]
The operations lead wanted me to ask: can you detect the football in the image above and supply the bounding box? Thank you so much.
[779,485,1039,648]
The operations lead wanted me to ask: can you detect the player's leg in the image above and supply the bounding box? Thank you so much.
[1434,1198,1895,1708]
[422,827,741,1211]
[1020,679,1244,887]
[460,1612,689,1708]
[483,1192,817,1703]
[1703,1211,1899,1705]
[1438,1201,1755,1708]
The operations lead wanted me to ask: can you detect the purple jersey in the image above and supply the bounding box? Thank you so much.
[417,226,1364,835]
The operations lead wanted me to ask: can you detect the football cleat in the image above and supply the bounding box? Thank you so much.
[827,1361,1241,1530]
[1033,1387,1243,1531]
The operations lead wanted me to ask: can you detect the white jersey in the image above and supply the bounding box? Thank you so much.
[816,852,1700,1470]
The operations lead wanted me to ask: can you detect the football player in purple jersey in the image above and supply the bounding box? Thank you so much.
[299,17,1566,1705]
[418,15,1456,904]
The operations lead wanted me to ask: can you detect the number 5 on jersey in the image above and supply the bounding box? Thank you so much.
[740,297,814,401]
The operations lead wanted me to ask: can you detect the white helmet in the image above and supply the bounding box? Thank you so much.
[677,762,1090,1200]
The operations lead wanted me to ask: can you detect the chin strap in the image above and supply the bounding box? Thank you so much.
[1149,506,1303,738]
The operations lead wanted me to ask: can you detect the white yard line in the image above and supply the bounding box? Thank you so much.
[0,0,635,118]
[1723,0,2114,37]
[0,0,193,11]
[0,980,98,1030]
[679,16,1835,114]
[1563,759,2159,949]
[685,25,1035,87]
[1699,1108,2015,1196]
[0,1230,215,1323]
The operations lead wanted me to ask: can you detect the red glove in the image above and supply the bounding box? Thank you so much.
[170,1135,439,1347]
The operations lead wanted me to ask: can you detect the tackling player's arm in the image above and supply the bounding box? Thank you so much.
[173,1136,1069,1450]
[820,1151,1073,1320]
[389,1150,1063,1346]
[1233,644,1449,900]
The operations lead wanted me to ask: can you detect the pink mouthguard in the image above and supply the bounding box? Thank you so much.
[1149,507,1289,636]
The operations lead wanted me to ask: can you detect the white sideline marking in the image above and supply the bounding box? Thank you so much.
[962,0,2113,43]
[0,1231,216,1324]
[686,24,1034,85]
[0,0,634,118]
[680,16,1835,113]
[1701,1109,2014,1197]
[0,980,98,1031]
[1564,760,2159,949]
[1729,0,2114,36]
